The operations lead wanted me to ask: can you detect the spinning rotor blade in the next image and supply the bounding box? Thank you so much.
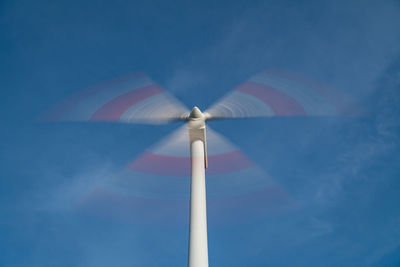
[39,72,189,124]
[76,125,294,223]
[126,125,292,199]
[126,125,256,177]
[206,69,360,119]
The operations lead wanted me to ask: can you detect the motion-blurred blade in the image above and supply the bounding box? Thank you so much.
[74,125,295,224]
[126,125,258,177]
[206,69,360,119]
[65,122,293,224]
[38,72,189,124]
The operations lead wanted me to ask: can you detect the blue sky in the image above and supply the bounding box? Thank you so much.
[1,0,400,266]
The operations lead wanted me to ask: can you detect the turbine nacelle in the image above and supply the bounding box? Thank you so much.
[187,106,208,169]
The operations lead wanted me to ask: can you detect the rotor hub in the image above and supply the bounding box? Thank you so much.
[189,106,204,119]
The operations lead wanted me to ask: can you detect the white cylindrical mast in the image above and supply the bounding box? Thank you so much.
[187,107,209,267]
[188,139,209,267]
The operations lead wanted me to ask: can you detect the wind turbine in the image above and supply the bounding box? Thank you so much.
[40,69,358,267]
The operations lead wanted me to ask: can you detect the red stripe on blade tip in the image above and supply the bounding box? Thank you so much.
[38,72,148,121]
[237,81,306,116]
[90,84,164,121]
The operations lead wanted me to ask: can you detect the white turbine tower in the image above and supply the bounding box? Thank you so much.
[40,69,358,267]
[187,106,210,267]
